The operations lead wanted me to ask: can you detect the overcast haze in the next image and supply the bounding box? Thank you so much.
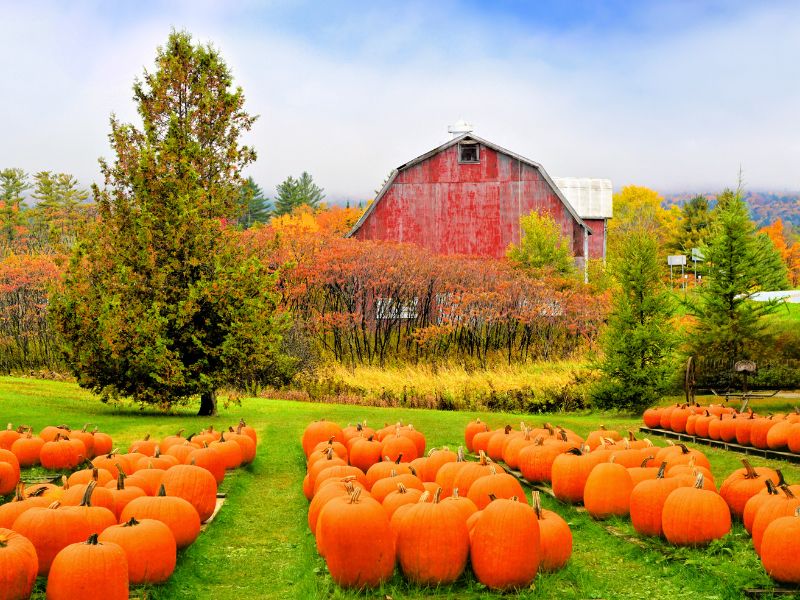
[1,0,799,201]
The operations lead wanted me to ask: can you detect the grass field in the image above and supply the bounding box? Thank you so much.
[2,376,799,599]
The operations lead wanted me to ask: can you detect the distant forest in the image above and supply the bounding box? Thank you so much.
[663,191,800,227]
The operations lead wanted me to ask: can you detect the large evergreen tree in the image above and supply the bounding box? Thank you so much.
[51,30,290,415]
[272,171,325,216]
[687,188,789,388]
[31,171,89,249]
[594,228,677,411]
[237,177,271,228]
[672,194,711,253]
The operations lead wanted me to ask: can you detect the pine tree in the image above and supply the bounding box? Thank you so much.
[672,194,711,253]
[507,211,575,277]
[272,171,325,216]
[31,171,89,249]
[594,228,677,411]
[237,177,271,227]
[687,188,788,388]
[51,30,290,415]
[0,168,29,247]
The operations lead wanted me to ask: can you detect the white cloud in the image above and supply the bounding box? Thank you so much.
[0,1,798,200]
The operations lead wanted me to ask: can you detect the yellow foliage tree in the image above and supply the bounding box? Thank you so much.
[607,185,677,258]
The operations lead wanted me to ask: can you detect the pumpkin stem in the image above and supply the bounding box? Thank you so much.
[394,454,403,464]
[408,465,418,477]
[741,459,759,480]
[452,487,460,498]
[123,517,140,527]
[781,485,796,499]
[116,472,126,490]
[677,443,690,455]
[419,491,431,503]
[504,424,512,435]
[433,487,443,503]
[776,470,786,487]
[694,473,705,489]
[559,429,568,442]
[532,491,542,519]
[795,506,800,518]
[478,450,488,466]
[143,433,151,441]
[657,462,667,479]
[85,533,100,545]
[456,447,465,462]
[157,484,167,497]
[628,431,637,441]
[80,480,97,507]
[640,456,653,468]
[488,493,498,502]
[397,483,408,494]
[566,447,583,456]
[765,479,778,495]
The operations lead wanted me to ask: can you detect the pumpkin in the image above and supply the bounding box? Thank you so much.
[0,484,50,529]
[223,429,256,465]
[166,441,200,464]
[91,452,130,479]
[551,447,604,504]
[743,477,781,534]
[485,425,516,462]
[0,424,22,451]
[159,429,187,453]
[662,473,731,546]
[669,405,692,433]
[642,408,662,429]
[134,449,178,471]
[391,488,469,584]
[767,419,793,450]
[470,497,540,590]
[125,466,165,497]
[68,426,95,459]
[465,418,489,451]
[750,416,778,449]
[467,465,527,510]
[60,481,117,535]
[161,464,218,522]
[369,472,424,504]
[308,479,371,532]
[185,446,225,485]
[10,432,43,468]
[434,447,468,497]
[518,436,569,483]
[40,435,81,471]
[61,479,116,514]
[365,456,414,490]
[382,483,424,519]
[734,410,757,445]
[380,428,419,462]
[11,502,89,575]
[761,506,800,583]
[119,484,200,549]
[0,527,38,600]
[315,488,395,587]
[751,485,800,555]
[719,459,779,519]
[312,465,369,497]
[442,487,478,522]
[67,467,114,488]
[209,433,243,469]
[584,460,634,519]
[98,517,176,584]
[585,425,622,450]
[630,462,691,537]
[309,439,348,466]
[471,429,495,454]
[452,451,504,497]
[302,420,344,458]
[236,419,258,445]
[0,462,16,497]
[348,436,383,473]
[532,491,572,571]
[39,425,70,442]
[128,433,157,457]
[107,474,146,520]
[422,448,457,482]
[46,534,128,600]
[91,430,114,456]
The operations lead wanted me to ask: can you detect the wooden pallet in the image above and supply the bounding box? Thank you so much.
[200,493,227,530]
[638,427,800,464]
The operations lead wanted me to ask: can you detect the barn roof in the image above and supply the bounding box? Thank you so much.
[347,133,592,238]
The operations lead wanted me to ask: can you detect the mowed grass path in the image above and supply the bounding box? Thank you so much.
[0,376,795,599]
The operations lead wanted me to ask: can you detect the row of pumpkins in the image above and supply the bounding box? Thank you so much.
[301,419,572,591]
[0,421,257,600]
[643,403,800,452]
[466,418,800,585]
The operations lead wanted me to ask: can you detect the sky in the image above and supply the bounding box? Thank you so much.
[1,0,799,202]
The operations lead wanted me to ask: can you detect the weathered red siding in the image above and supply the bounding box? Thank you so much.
[583,218,606,261]
[354,144,585,259]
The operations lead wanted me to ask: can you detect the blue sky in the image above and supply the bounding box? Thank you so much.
[1,1,798,200]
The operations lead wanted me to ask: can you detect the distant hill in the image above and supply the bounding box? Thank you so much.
[662,191,800,227]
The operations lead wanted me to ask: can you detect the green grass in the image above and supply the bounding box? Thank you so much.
[1,376,797,599]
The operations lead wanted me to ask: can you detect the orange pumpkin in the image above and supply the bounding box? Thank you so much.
[46,534,128,600]
[0,527,38,600]
[98,517,176,584]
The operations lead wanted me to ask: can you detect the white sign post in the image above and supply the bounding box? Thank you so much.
[667,255,687,288]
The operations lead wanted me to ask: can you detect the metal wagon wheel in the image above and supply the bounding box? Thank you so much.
[684,356,696,405]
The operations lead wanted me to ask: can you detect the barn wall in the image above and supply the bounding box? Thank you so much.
[353,144,584,259]
[583,218,607,260]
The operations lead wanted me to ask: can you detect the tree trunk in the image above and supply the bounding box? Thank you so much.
[198,390,218,417]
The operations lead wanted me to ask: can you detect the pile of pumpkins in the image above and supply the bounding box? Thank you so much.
[642,403,800,453]
[0,420,257,599]
[302,419,572,591]
[467,418,800,585]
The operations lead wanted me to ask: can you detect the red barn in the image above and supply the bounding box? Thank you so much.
[348,131,612,274]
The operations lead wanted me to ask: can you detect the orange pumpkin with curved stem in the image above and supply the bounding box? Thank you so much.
[302,420,343,458]
[39,435,81,471]
[185,445,225,485]
[585,425,622,450]
[308,479,371,532]
[0,484,50,529]
[135,449,178,471]
[223,428,256,464]
[752,486,800,555]
[90,430,113,456]
[315,488,395,587]
[381,429,419,463]
[98,517,176,584]
[125,466,166,497]
[61,478,116,514]
[68,425,95,459]
[452,451,504,497]
[366,456,414,489]
[470,497,540,590]
[742,475,782,534]
[719,459,779,519]
[518,436,569,484]
[370,472,424,503]
[236,419,258,445]
[128,434,157,456]
[91,452,130,478]
[0,527,38,600]
[630,462,692,537]
[61,481,117,536]
[309,439,348,465]
[662,473,731,546]
[486,425,516,462]
[0,424,22,451]
[46,534,128,600]
[210,433,243,469]
[120,484,200,549]
[391,487,469,584]
[106,473,146,520]
[382,483,424,518]
[159,429,186,453]
[312,465,369,497]
[551,447,604,504]
[532,491,572,571]
[166,441,199,464]
[67,467,114,488]
[422,447,457,482]
[348,435,382,472]
[434,448,469,497]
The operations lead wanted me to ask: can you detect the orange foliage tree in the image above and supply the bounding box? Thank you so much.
[759,219,800,287]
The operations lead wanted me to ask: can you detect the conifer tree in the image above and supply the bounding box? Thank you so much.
[52,30,290,415]
[594,228,676,411]
[272,171,325,216]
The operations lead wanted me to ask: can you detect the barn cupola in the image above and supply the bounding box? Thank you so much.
[447,119,473,138]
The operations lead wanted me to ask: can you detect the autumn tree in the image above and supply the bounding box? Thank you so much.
[593,228,677,411]
[51,30,290,415]
[0,168,30,250]
[507,211,576,277]
[760,219,800,287]
[608,185,678,258]
[272,171,325,216]
[687,188,789,388]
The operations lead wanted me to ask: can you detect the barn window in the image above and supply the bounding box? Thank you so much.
[458,142,480,164]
